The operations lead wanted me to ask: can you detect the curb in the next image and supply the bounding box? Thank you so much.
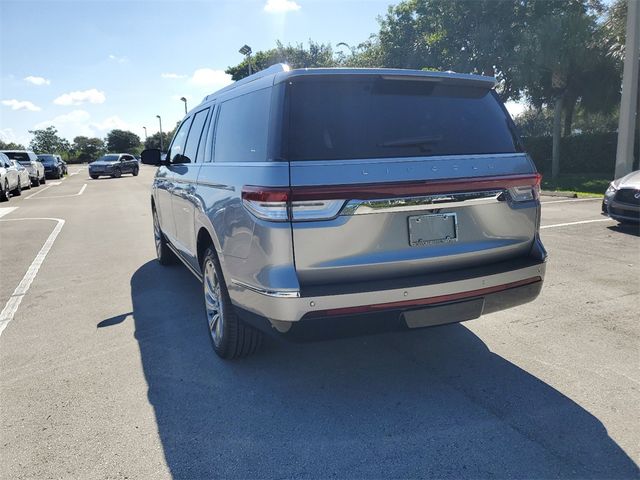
[540,190,578,198]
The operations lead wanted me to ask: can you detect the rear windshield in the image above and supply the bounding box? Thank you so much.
[96,155,120,162]
[283,77,521,161]
[3,152,31,163]
[38,155,56,163]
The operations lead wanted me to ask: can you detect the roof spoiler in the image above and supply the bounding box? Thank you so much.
[202,63,291,103]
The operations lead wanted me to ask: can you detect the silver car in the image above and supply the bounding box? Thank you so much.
[602,170,640,224]
[1,150,45,187]
[142,65,547,359]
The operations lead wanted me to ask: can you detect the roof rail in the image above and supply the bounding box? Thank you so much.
[202,63,290,103]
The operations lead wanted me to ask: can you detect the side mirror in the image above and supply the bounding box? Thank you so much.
[141,149,162,166]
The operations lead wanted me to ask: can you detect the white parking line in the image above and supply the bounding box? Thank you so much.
[0,207,18,219]
[31,184,87,200]
[542,198,603,205]
[541,218,614,229]
[24,184,53,200]
[0,218,65,339]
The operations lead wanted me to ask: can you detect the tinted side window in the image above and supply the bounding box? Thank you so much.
[183,108,210,163]
[169,117,193,162]
[214,88,270,162]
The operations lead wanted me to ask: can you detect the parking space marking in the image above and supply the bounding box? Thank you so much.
[31,184,87,200]
[542,198,603,205]
[24,185,53,200]
[0,207,19,219]
[0,218,65,339]
[541,218,614,229]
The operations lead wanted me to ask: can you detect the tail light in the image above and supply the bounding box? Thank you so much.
[241,186,345,222]
[507,173,541,202]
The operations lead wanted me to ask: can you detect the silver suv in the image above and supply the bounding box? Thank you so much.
[142,65,546,359]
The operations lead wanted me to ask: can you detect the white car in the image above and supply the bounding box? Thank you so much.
[10,160,31,192]
[0,150,45,187]
[0,152,21,201]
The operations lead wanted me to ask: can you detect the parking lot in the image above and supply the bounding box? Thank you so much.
[0,166,638,479]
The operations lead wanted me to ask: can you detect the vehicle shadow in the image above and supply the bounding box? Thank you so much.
[128,260,638,479]
[608,223,640,237]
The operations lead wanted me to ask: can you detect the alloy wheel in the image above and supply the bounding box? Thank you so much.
[204,259,224,347]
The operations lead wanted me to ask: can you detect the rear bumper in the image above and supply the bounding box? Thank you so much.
[229,253,546,333]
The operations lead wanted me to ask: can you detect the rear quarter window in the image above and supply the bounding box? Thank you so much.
[214,88,270,162]
[283,77,521,161]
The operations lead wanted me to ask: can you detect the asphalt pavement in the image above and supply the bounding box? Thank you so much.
[0,166,638,479]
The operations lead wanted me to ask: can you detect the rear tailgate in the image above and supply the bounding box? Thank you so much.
[282,73,540,286]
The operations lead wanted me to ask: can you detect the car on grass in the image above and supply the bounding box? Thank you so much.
[0,150,45,186]
[0,152,22,201]
[602,170,640,224]
[89,153,139,179]
[142,64,547,359]
[37,154,64,179]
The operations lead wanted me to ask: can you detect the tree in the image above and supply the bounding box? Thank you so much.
[0,140,25,150]
[226,41,336,81]
[144,122,178,151]
[28,126,70,156]
[72,136,105,163]
[105,129,141,154]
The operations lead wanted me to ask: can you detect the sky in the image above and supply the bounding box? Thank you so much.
[0,0,393,146]
[0,0,526,147]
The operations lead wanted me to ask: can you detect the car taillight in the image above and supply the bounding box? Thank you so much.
[507,173,541,202]
[242,186,346,222]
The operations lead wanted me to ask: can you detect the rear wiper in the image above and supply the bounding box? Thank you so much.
[378,135,443,148]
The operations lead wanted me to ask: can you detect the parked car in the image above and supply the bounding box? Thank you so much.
[37,154,64,179]
[142,64,547,359]
[0,152,21,201]
[10,160,31,191]
[602,170,640,224]
[89,153,139,179]
[1,150,45,186]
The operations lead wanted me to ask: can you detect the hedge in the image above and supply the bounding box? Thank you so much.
[523,132,639,176]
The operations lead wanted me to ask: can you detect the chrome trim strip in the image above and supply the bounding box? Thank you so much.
[341,190,504,215]
[167,243,204,282]
[231,279,301,298]
[195,179,235,191]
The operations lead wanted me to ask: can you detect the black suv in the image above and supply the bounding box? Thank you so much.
[89,153,139,179]
[37,154,64,179]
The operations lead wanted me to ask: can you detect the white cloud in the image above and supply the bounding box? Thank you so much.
[161,72,187,79]
[33,110,142,140]
[0,128,30,147]
[24,76,50,86]
[53,88,106,106]
[1,99,41,111]
[189,68,232,90]
[264,0,301,13]
[108,54,128,64]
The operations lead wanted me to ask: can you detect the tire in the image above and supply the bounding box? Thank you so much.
[112,168,121,178]
[202,246,263,359]
[90,174,99,180]
[40,175,46,185]
[0,181,9,202]
[153,208,176,265]
[132,167,139,177]
[31,178,39,187]
[56,170,61,179]
[12,180,22,196]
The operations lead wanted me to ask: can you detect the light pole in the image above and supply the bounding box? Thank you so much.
[156,115,163,151]
[180,96,188,115]
[142,126,147,143]
[239,44,252,76]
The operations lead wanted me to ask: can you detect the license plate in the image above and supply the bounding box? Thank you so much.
[408,213,457,247]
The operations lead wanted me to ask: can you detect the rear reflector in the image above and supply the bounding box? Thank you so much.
[242,174,541,221]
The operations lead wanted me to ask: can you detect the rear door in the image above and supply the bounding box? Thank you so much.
[281,75,540,286]
[171,106,211,267]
